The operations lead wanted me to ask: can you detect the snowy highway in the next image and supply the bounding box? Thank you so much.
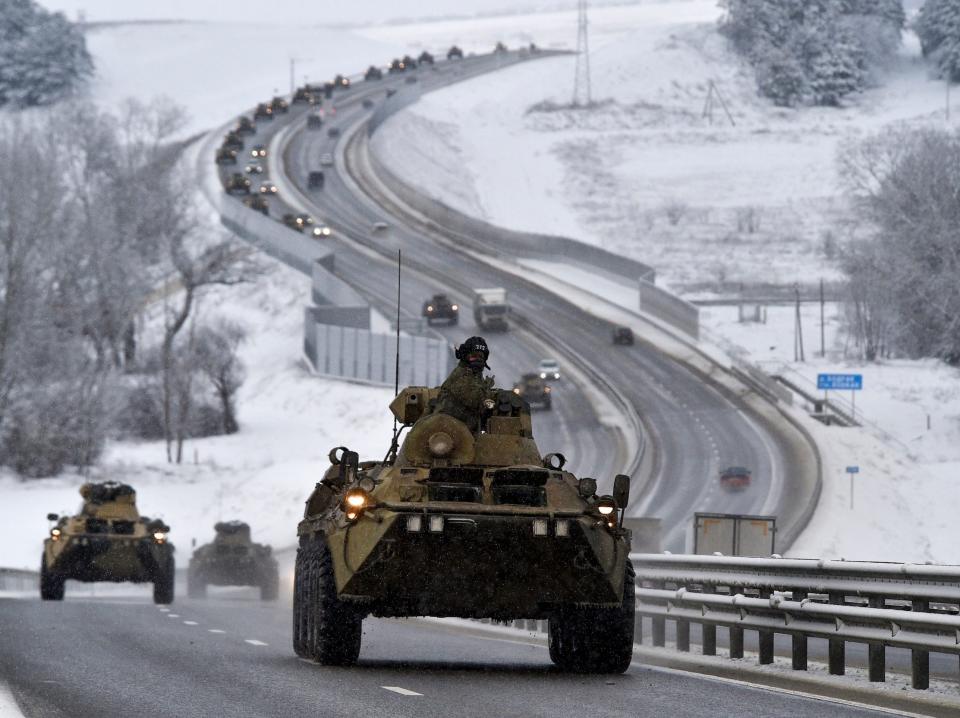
[0,593,890,718]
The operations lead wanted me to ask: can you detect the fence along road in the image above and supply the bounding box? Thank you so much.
[283,61,818,552]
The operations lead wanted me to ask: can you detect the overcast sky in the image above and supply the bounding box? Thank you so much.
[40,0,600,26]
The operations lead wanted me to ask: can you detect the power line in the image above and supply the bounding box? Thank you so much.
[573,0,591,106]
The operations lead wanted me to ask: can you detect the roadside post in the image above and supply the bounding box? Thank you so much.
[846,465,859,509]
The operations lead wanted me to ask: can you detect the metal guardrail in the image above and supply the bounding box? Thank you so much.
[631,553,960,690]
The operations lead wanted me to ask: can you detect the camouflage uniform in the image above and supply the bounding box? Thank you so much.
[434,364,497,432]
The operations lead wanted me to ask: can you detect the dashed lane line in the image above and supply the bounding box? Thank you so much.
[208,629,226,634]
[167,614,180,618]
[244,639,269,646]
[382,687,423,696]
[158,608,170,612]
[183,621,198,626]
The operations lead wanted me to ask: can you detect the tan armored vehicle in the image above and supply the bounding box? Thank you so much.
[41,482,174,603]
[293,387,634,672]
[188,521,279,600]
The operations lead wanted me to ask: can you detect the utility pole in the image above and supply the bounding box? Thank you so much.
[573,0,591,106]
[819,278,826,358]
[794,283,805,363]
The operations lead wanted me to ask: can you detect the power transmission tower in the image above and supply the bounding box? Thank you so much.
[573,0,591,106]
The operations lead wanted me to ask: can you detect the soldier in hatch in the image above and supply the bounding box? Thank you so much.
[434,336,499,432]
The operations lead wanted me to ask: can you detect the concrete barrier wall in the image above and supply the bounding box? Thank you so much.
[638,279,701,340]
[0,568,38,592]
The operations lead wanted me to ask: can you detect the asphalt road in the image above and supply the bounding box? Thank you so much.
[0,594,890,718]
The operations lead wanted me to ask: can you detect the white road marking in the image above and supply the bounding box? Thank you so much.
[167,614,180,618]
[208,629,226,634]
[244,639,268,646]
[183,621,198,626]
[0,681,26,717]
[158,607,170,612]
[381,686,422,696]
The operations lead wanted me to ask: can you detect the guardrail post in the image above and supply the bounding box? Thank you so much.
[676,618,690,653]
[634,610,643,645]
[702,587,717,656]
[652,582,666,648]
[758,589,774,665]
[828,592,845,676]
[911,599,930,690]
[791,589,807,671]
[729,586,744,659]
[868,596,885,682]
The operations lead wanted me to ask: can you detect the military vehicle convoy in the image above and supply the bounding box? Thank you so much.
[41,482,174,604]
[513,373,552,410]
[187,521,279,600]
[293,385,635,672]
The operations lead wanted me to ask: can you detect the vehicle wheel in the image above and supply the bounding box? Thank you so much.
[261,566,279,601]
[293,538,362,664]
[40,554,65,601]
[548,560,634,673]
[153,554,175,605]
[187,569,207,599]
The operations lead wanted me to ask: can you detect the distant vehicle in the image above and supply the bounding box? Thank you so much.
[258,181,278,195]
[720,466,752,491]
[447,45,464,60]
[270,96,289,114]
[333,74,350,88]
[215,147,238,165]
[612,326,634,345]
[418,50,435,65]
[402,54,418,69]
[244,163,264,174]
[222,131,243,151]
[529,42,540,53]
[319,153,334,167]
[243,195,269,215]
[537,358,561,381]
[236,116,256,135]
[254,103,273,120]
[225,173,252,195]
[327,127,341,138]
[311,224,332,238]
[250,144,267,158]
[388,58,406,73]
[307,113,323,129]
[364,65,383,81]
[188,521,278,601]
[494,41,508,54]
[513,373,552,410]
[41,482,174,604]
[283,213,304,231]
[307,170,325,189]
[362,98,374,109]
[371,221,389,233]
[473,287,509,331]
[292,86,315,104]
[322,81,335,99]
[421,293,459,325]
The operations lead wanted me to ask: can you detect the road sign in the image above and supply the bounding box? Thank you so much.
[818,373,863,391]
[846,466,859,474]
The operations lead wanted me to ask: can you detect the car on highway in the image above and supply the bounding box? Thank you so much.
[537,358,561,381]
[371,221,389,233]
[307,170,325,189]
[311,224,332,238]
[327,127,341,138]
[720,466,752,491]
[225,173,252,195]
[365,65,383,81]
[613,326,634,345]
[388,58,406,73]
[244,163,264,174]
[242,195,269,215]
[333,74,350,89]
[418,50,435,65]
[421,293,459,325]
[513,372,552,410]
[254,102,273,120]
[447,45,464,60]
[222,131,243,151]
[250,144,267,159]
[258,181,278,195]
[41,482,174,604]
[270,96,289,114]
[307,113,323,129]
[319,153,334,166]
[215,147,237,165]
[236,115,256,135]
[187,521,278,601]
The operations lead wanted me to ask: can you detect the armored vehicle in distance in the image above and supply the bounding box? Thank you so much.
[225,173,252,195]
[188,521,278,600]
[513,373,552,410]
[254,103,273,121]
[236,115,256,135]
[215,147,238,165]
[41,482,174,603]
[421,293,459,325]
[293,385,635,672]
[243,195,269,214]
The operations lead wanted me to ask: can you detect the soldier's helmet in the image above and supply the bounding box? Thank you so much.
[455,336,490,371]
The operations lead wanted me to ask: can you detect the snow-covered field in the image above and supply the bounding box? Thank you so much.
[371,1,952,293]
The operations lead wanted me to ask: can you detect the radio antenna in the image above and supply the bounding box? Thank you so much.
[387,250,402,463]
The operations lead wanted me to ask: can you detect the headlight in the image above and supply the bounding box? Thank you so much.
[596,497,617,527]
[427,306,433,312]
[51,528,61,541]
[451,304,459,311]
[540,372,547,379]
[321,227,331,236]
[343,489,371,521]
[153,531,167,543]
[513,388,520,394]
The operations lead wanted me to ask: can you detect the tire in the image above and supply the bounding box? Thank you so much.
[548,560,635,673]
[293,538,362,664]
[261,566,279,601]
[40,554,65,601]
[153,554,175,605]
[187,568,206,599]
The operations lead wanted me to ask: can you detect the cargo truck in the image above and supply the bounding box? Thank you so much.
[473,288,509,331]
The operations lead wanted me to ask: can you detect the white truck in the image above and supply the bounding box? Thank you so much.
[473,287,509,331]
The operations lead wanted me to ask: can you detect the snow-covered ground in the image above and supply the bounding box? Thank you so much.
[370,1,953,293]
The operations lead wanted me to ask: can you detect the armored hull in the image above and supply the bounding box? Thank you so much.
[188,521,278,600]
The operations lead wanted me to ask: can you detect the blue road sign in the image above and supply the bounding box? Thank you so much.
[818,373,863,391]
[846,466,859,474]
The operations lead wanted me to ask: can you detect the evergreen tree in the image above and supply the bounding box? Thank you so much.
[0,0,94,108]
[915,0,960,82]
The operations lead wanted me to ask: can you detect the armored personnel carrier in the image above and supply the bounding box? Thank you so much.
[188,521,279,600]
[41,482,174,603]
[513,372,552,410]
[293,386,634,672]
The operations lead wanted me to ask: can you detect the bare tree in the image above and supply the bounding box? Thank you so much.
[195,319,247,435]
